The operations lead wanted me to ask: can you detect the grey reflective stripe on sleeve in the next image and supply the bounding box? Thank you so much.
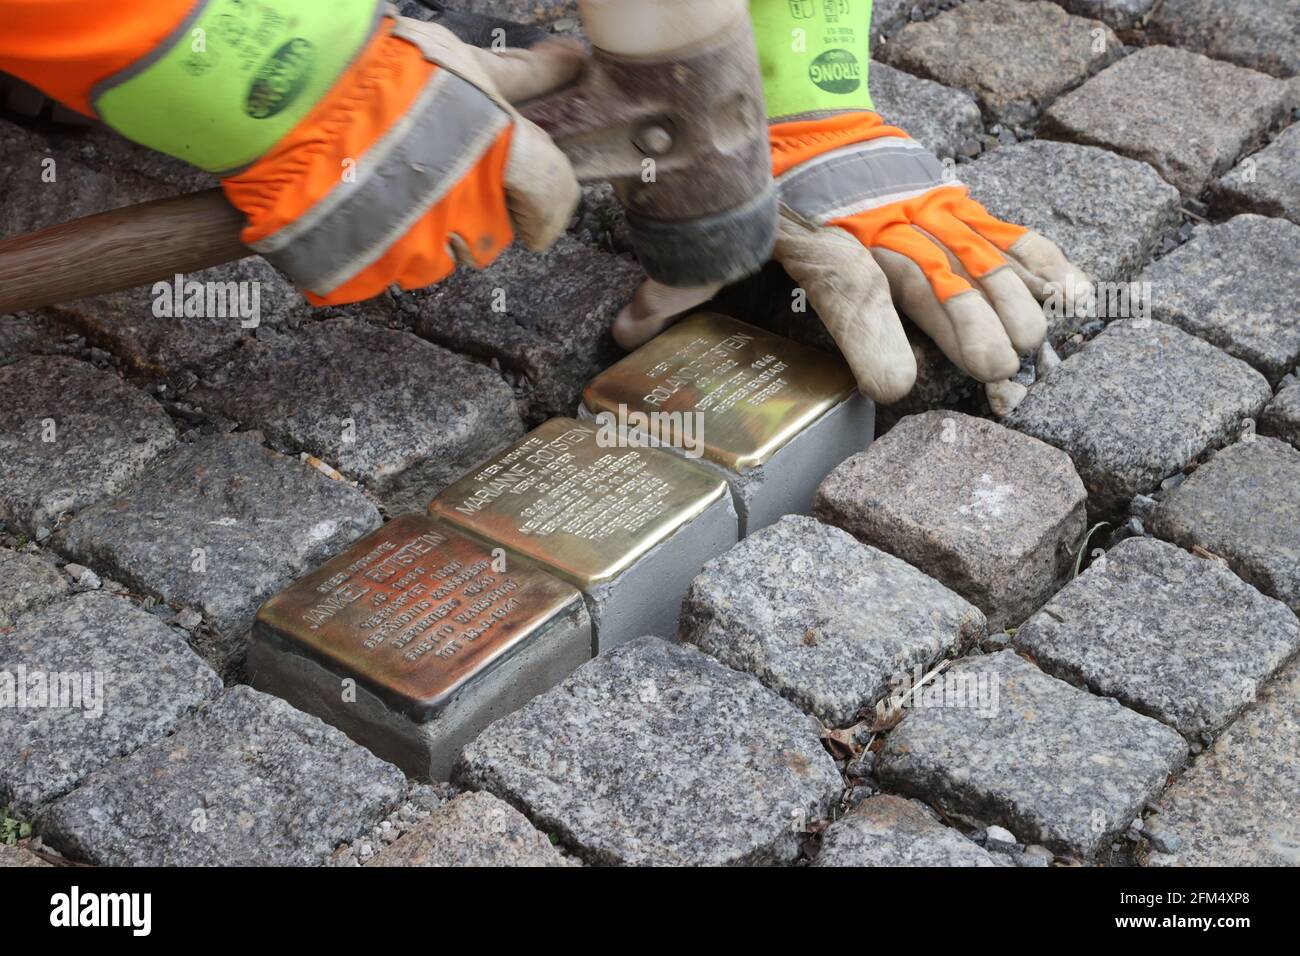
[777,137,958,225]
[251,69,509,295]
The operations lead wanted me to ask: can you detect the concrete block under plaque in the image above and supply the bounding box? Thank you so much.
[581,313,873,535]
[248,514,590,780]
[430,417,736,653]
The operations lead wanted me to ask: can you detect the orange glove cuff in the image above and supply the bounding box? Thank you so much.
[770,110,1029,304]
[222,21,434,244]
[769,111,909,177]
[222,17,515,305]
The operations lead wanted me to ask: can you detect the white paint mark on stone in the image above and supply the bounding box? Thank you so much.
[957,474,1016,529]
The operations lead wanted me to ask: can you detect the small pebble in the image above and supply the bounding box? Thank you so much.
[1159,473,1187,495]
[986,379,1028,417]
[1143,824,1182,855]
[1130,494,1157,520]
[847,754,876,780]
[1036,340,1061,378]
[175,608,203,631]
[983,631,1012,652]
[1015,849,1050,868]
[846,784,876,807]
[983,825,1018,853]
[1024,844,1055,864]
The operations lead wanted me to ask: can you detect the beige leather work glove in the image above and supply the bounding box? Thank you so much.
[615,111,1092,412]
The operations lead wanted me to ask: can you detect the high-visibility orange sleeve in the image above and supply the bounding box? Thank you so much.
[0,0,196,116]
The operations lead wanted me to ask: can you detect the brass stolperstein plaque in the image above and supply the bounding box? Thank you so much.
[254,514,579,721]
[583,312,857,472]
[430,417,729,589]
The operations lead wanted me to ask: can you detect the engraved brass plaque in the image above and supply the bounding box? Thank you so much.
[583,312,856,472]
[254,514,581,721]
[429,417,729,588]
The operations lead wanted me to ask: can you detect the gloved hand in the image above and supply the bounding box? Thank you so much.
[0,1,582,306]
[611,0,1088,407]
[225,15,584,304]
[616,110,1091,405]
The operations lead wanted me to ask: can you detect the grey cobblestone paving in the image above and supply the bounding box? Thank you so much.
[1261,382,1300,451]
[367,791,571,867]
[1152,437,1300,614]
[0,312,76,368]
[0,356,177,535]
[814,795,1003,867]
[878,0,1122,127]
[877,650,1188,860]
[0,548,69,627]
[1208,124,1300,226]
[815,411,1087,631]
[38,686,407,866]
[871,0,954,43]
[49,258,308,379]
[186,318,523,511]
[680,515,985,727]
[0,119,182,234]
[0,845,52,867]
[0,592,221,816]
[1147,0,1300,79]
[453,0,578,25]
[456,638,841,865]
[58,433,381,677]
[1005,321,1272,515]
[1143,658,1300,866]
[1135,215,1300,384]
[416,236,643,425]
[1041,45,1294,195]
[869,61,983,159]
[1049,0,1155,32]
[24,115,215,195]
[1014,537,1300,738]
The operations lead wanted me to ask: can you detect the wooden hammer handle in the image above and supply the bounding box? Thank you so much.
[0,188,248,315]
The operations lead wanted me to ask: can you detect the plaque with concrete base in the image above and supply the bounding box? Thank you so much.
[429,417,736,653]
[248,514,590,781]
[581,313,874,536]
